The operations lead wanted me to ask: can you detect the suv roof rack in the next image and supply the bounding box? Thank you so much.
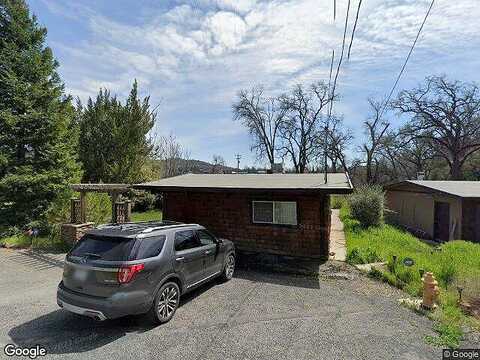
[140,223,198,233]
[95,221,199,234]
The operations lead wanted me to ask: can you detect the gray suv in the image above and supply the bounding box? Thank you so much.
[57,221,235,324]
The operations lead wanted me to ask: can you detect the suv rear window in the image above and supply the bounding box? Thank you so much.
[135,236,166,259]
[70,235,136,261]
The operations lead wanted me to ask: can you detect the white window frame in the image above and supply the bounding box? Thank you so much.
[252,201,298,226]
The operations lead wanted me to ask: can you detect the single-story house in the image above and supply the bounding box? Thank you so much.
[385,180,480,243]
[135,173,353,258]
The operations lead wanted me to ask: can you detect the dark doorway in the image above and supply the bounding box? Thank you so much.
[475,205,480,243]
[434,201,450,242]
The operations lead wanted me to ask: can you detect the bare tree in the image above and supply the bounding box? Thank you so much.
[233,87,286,170]
[278,82,335,173]
[381,130,436,181]
[154,134,192,178]
[393,76,480,180]
[361,98,390,184]
[212,154,226,173]
[326,116,353,173]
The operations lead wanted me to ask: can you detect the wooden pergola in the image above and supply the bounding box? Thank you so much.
[70,184,131,224]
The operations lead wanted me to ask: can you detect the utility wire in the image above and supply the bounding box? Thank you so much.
[328,0,351,117]
[325,49,336,183]
[347,0,363,59]
[328,50,335,91]
[325,1,351,182]
[379,0,435,118]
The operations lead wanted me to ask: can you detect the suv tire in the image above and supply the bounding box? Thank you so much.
[220,253,235,281]
[148,281,180,324]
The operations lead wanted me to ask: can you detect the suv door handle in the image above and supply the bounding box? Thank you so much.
[175,257,185,262]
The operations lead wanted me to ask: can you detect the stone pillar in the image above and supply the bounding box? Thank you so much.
[61,222,95,247]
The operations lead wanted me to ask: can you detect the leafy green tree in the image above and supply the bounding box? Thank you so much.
[0,0,81,230]
[78,80,156,183]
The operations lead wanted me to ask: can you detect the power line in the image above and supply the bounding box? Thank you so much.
[379,0,435,118]
[328,0,351,117]
[328,49,335,91]
[347,0,363,59]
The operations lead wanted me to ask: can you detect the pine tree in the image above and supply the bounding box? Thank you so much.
[0,0,81,230]
[78,80,156,184]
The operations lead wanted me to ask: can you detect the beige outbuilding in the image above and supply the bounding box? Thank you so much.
[384,180,480,243]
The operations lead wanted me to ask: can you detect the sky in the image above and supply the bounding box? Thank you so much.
[28,0,480,168]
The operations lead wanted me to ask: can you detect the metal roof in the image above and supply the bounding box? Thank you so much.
[135,173,353,193]
[385,180,480,198]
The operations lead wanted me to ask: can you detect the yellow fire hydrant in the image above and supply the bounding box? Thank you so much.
[422,272,440,310]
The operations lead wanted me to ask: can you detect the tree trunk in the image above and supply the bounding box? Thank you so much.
[366,153,373,184]
[450,159,464,180]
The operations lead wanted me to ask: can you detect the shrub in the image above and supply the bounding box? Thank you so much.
[346,248,364,264]
[364,247,381,263]
[348,185,384,228]
[130,190,156,212]
[86,193,112,224]
[438,261,457,289]
[331,195,348,209]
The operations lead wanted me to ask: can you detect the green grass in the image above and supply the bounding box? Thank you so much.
[341,204,480,348]
[131,209,162,222]
[1,210,163,251]
[1,234,33,248]
[0,233,68,252]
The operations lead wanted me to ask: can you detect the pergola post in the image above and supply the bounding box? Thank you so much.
[126,200,132,222]
[111,192,119,223]
[79,191,87,224]
[63,184,131,245]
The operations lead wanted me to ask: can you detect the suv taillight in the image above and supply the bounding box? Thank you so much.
[117,264,144,284]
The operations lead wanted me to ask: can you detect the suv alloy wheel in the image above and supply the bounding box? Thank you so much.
[150,282,180,324]
[221,253,235,281]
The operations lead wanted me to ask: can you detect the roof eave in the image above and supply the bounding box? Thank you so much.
[384,180,463,199]
[132,184,353,194]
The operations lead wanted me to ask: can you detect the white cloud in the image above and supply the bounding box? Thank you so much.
[205,11,247,51]
[45,0,480,163]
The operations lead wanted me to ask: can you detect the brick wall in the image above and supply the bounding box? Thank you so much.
[164,191,330,258]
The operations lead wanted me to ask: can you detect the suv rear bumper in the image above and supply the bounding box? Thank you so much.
[57,282,152,320]
[57,300,107,321]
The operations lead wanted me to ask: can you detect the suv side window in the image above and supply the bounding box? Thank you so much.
[197,229,216,246]
[135,236,166,259]
[175,230,201,251]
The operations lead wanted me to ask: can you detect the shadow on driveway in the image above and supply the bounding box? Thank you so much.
[234,269,320,289]
[7,278,223,354]
[8,309,155,354]
[4,250,65,271]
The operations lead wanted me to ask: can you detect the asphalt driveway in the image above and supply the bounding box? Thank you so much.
[0,248,444,360]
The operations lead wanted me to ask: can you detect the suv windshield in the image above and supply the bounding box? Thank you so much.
[70,235,136,261]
